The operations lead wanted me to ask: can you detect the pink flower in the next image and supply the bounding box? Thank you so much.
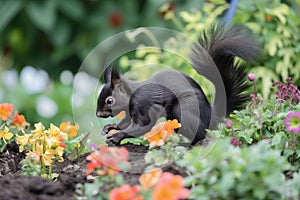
[225,119,233,129]
[86,145,130,176]
[248,73,256,81]
[284,111,300,133]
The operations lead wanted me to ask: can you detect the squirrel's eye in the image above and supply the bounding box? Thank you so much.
[105,96,115,106]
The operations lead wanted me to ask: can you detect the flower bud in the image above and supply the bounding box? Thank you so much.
[230,137,242,147]
[248,73,256,81]
[225,119,233,129]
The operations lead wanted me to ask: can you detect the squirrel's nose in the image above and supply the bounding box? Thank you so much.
[96,111,102,117]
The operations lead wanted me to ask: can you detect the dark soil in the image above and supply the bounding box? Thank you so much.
[0,142,185,199]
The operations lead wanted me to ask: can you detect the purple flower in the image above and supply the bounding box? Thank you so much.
[230,137,242,146]
[272,78,300,104]
[284,111,300,133]
[89,143,99,151]
[248,73,256,81]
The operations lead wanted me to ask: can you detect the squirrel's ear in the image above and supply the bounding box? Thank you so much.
[104,67,111,83]
[111,66,121,88]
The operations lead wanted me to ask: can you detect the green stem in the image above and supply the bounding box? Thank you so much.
[170,15,185,31]
[40,157,46,177]
[126,28,161,49]
[49,164,53,179]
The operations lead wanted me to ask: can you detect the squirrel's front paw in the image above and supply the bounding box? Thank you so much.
[106,131,129,145]
[102,124,119,135]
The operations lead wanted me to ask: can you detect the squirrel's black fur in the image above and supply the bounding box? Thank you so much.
[96,24,260,145]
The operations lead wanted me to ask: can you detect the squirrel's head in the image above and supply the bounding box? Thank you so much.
[96,67,130,118]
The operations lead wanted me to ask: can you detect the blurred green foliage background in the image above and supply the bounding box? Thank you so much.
[0,0,299,140]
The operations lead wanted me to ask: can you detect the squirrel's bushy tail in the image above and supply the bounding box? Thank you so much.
[190,24,260,124]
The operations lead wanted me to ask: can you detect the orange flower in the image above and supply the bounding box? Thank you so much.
[144,119,181,148]
[163,119,181,136]
[59,122,69,132]
[86,145,130,176]
[152,172,189,200]
[0,103,14,121]
[59,121,79,138]
[11,111,27,127]
[109,184,143,200]
[139,167,162,189]
[144,122,166,147]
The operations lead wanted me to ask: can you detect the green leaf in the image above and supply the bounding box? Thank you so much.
[272,4,289,24]
[120,137,149,146]
[179,11,201,23]
[276,60,289,80]
[271,132,286,147]
[26,0,57,32]
[58,0,84,20]
[48,18,71,47]
[184,176,198,186]
[68,130,90,160]
[252,67,278,98]
[238,131,253,144]
[0,0,22,33]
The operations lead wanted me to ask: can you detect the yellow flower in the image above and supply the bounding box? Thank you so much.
[35,141,44,153]
[48,123,68,139]
[42,149,55,166]
[46,136,60,149]
[16,133,32,152]
[55,146,65,162]
[47,123,61,138]
[60,131,68,140]
[45,124,68,149]
[0,126,14,143]
[29,122,46,146]
[74,142,80,148]
[32,122,45,135]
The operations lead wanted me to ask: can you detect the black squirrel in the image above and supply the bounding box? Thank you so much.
[96,25,260,145]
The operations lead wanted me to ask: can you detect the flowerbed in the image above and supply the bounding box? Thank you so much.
[0,75,300,200]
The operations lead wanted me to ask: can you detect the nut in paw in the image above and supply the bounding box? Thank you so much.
[102,124,119,135]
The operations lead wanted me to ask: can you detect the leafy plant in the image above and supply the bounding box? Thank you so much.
[233,0,300,97]
[142,119,188,166]
[20,156,41,177]
[182,139,290,200]
[210,76,300,166]
[144,133,188,167]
